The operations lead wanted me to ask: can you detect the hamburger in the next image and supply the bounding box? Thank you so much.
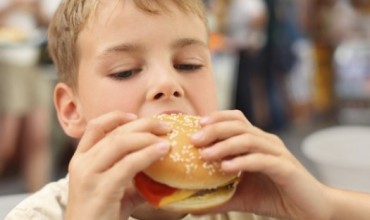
[134,113,240,213]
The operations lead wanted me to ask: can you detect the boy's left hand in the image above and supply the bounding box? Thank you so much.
[191,110,332,220]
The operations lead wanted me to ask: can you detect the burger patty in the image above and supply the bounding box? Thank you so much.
[186,178,239,199]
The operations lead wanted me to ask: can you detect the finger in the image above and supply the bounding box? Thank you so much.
[90,133,170,172]
[87,117,171,170]
[77,111,138,153]
[221,153,293,185]
[200,110,275,139]
[76,117,171,173]
[200,133,283,161]
[200,110,251,126]
[113,117,171,136]
[191,120,247,146]
[121,182,145,213]
[104,141,171,190]
[192,119,271,147]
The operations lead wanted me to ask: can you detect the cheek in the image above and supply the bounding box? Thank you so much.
[97,90,141,114]
[78,85,142,119]
[188,78,218,114]
[202,85,218,111]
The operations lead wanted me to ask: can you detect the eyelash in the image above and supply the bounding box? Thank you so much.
[174,64,203,72]
[109,63,203,80]
[109,69,142,80]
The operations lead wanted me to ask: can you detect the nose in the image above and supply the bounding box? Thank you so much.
[146,71,184,101]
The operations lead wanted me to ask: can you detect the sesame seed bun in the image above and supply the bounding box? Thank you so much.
[134,114,239,212]
[144,114,238,189]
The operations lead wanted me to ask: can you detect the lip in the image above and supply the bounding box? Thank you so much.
[158,110,185,115]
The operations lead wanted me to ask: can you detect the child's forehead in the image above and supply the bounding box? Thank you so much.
[85,0,206,28]
[81,0,206,40]
[76,0,208,63]
[91,0,190,22]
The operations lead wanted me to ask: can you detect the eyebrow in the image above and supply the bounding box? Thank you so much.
[171,38,208,49]
[98,38,208,59]
[99,43,143,58]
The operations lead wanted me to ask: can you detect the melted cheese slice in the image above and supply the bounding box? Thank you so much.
[135,172,197,207]
[159,189,197,206]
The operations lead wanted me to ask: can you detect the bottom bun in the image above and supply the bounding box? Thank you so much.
[161,185,236,213]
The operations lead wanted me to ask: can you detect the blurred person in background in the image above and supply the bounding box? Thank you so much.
[281,0,316,125]
[330,0,370,125]
[205,0,231,54]
[299,0,337,118]
[226,0,269,128]
[299,0,370,122]
[330,4,368,40]
[263,0,305,129]
[228,0,305,131]
[0,0,60,192]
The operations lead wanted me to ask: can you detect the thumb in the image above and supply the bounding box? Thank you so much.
[123,183,145,209]
[121,183,145,215]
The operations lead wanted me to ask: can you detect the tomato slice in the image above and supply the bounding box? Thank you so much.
[134,172,178,206]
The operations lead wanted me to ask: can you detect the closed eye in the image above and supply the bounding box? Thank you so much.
[109,69,142,80]
[174,64,203,72]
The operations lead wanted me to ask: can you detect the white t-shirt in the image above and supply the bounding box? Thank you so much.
[5,177,278,220]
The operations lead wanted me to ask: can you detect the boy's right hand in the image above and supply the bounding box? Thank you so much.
[65,111,171,220]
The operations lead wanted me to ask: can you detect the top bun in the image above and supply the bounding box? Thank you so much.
[143,114,238,190]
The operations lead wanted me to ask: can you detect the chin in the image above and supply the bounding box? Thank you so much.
[134,114,239,213]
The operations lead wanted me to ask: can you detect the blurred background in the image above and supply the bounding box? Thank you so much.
[0,0,370,197]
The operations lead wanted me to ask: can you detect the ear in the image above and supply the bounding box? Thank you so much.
[54,83,85,138]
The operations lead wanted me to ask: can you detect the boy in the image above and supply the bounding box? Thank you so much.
[6,0,370,219]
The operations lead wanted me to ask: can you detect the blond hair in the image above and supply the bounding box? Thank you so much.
[48,0,207,89]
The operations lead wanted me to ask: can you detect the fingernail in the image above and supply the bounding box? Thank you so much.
[222,161,234,170]
[200,116,210,125]
[156,141,170,153]
[191,131,204,141]
[201,147,213,158]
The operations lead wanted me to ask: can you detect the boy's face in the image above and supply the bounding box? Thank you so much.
[68,0,217,125]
